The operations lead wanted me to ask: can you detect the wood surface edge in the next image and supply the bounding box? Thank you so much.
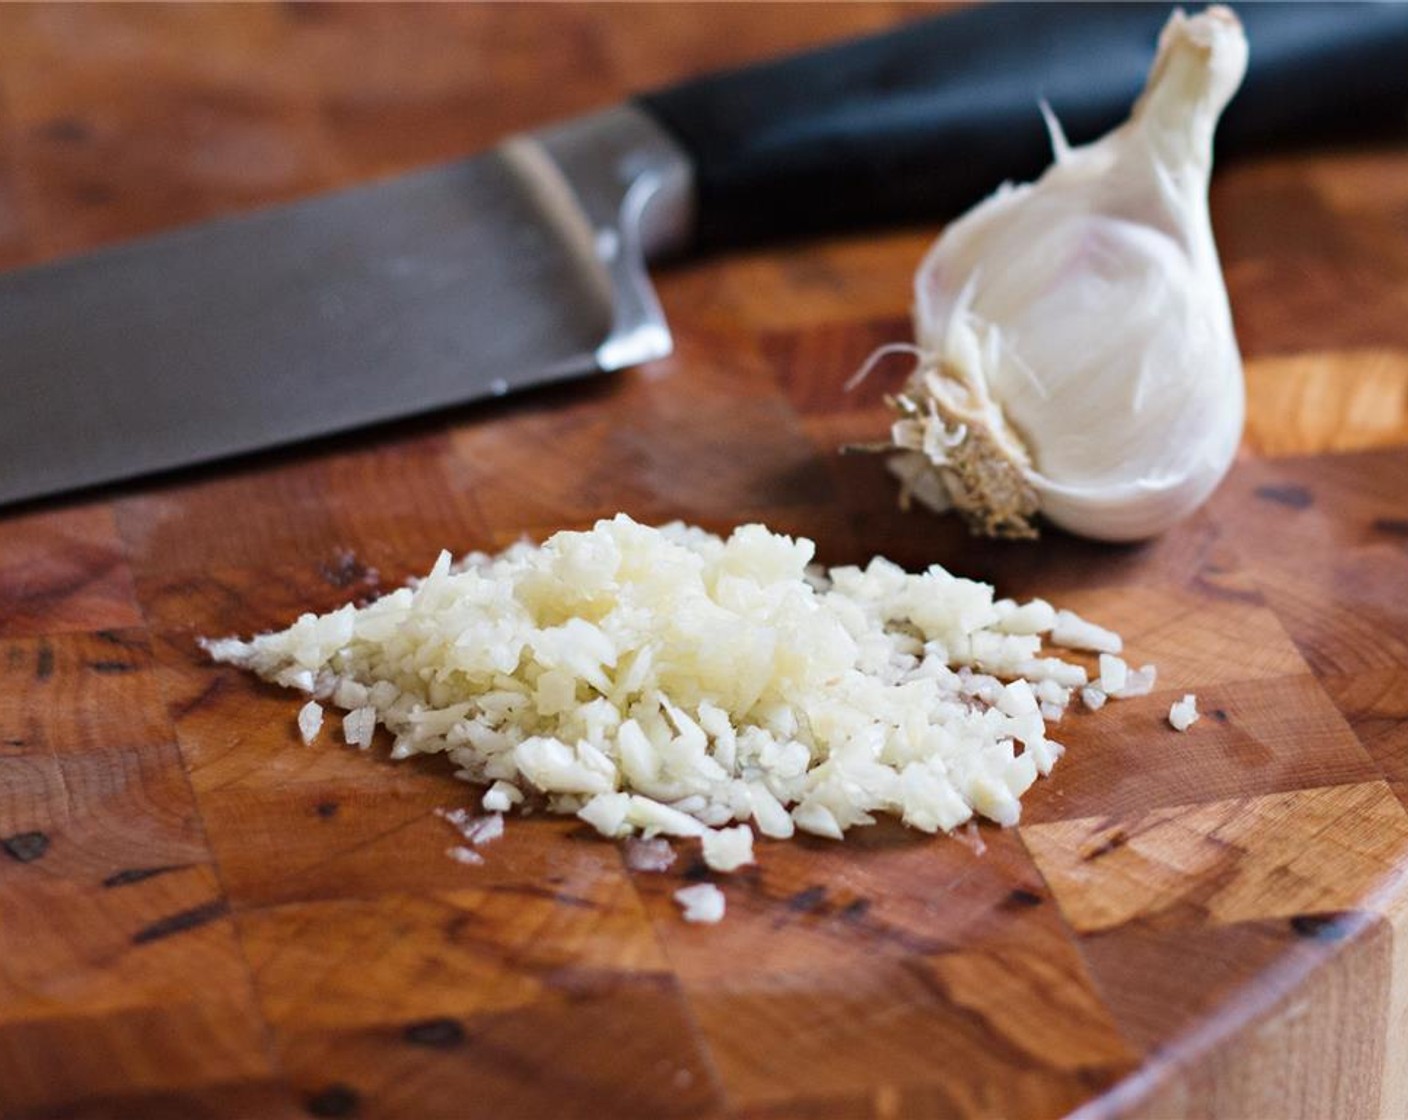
[1065,819,1408,1120]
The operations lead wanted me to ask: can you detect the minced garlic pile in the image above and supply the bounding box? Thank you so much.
[206,515,1163,916]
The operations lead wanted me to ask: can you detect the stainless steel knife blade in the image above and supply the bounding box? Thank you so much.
[0,106,692,506]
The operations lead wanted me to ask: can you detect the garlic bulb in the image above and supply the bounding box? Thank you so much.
[883,7,1247,542]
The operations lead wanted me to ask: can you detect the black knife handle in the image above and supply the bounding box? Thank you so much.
[637,2,1408,253]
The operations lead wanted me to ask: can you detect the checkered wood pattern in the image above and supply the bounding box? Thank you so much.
[3,6,1408,1119]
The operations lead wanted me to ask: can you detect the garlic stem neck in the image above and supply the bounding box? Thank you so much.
[1131,6,1247,173]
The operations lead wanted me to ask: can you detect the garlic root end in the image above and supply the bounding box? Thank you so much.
[887,364,1041,540]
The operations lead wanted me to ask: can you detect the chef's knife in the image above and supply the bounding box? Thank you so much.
[3,2,1406,507]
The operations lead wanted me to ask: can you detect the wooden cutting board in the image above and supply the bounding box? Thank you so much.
[3,6,1407,1119]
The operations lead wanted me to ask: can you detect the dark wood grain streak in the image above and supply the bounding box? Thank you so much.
[130,899,231,945]
[102,863,190,889]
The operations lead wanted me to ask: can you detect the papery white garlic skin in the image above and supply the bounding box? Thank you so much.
[894,7,1248,542]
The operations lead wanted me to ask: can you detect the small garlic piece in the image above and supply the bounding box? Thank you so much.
[297,700,324,744]
[1169,694,1200,731]
[883,7,1247,541]
[674,883,726,924]
[701,824,755,873]
[1098,654,1129,695]
[342,706,377,749]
